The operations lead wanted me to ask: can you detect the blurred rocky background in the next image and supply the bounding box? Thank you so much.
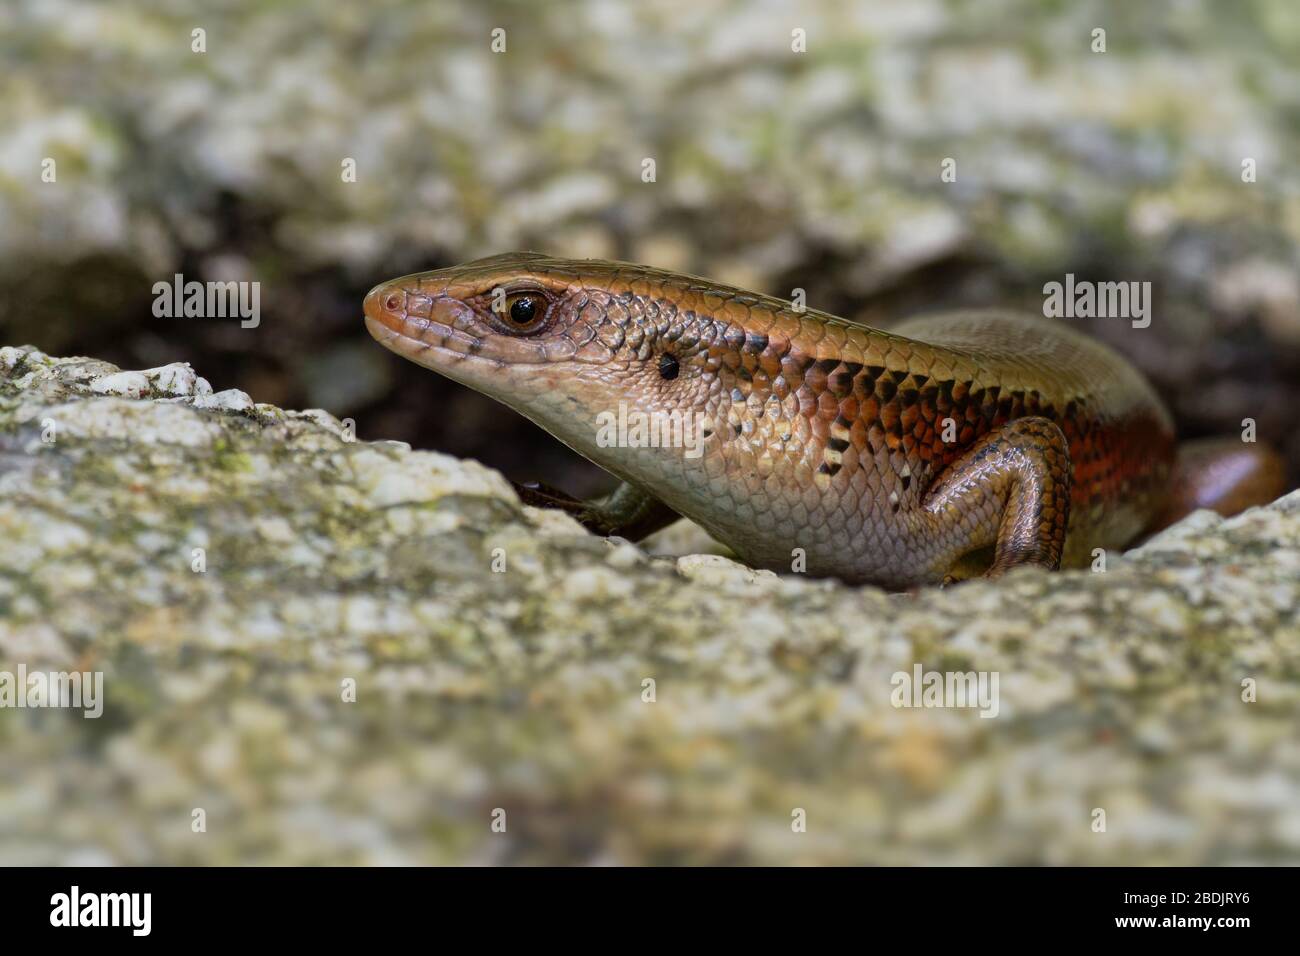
[2,0,1298,495]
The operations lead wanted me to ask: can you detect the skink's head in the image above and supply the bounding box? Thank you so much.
[365,252,574,379]
[364,252,726,461]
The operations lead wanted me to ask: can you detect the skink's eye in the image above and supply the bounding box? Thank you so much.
[505,292,544,328]
[489,287,552,335]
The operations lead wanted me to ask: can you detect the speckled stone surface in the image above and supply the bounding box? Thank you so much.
[2,345,1298,864]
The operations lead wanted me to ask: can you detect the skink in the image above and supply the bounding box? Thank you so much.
[364,253,1284,588]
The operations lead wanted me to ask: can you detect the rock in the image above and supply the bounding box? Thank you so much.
[1,345,1298,864]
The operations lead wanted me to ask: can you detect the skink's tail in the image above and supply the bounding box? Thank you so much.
[1148,437,1288,532]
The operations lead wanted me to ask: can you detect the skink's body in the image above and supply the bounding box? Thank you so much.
[365,253,1278,588]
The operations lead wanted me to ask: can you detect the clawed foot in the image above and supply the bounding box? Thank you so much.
[512,480,585,513]
[510,480,613,535]
[511,479,679,541]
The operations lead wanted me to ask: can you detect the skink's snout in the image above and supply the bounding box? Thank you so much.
[364,283,408,333]
[364,263,564,382]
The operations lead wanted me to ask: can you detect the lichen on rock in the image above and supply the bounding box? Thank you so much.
[1,345,1297,864]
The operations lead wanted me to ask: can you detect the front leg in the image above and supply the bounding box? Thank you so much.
[513,479,680,542]
[921,416,1072,580]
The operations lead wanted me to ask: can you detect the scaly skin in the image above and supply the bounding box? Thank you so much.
[364,252,1178,588]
